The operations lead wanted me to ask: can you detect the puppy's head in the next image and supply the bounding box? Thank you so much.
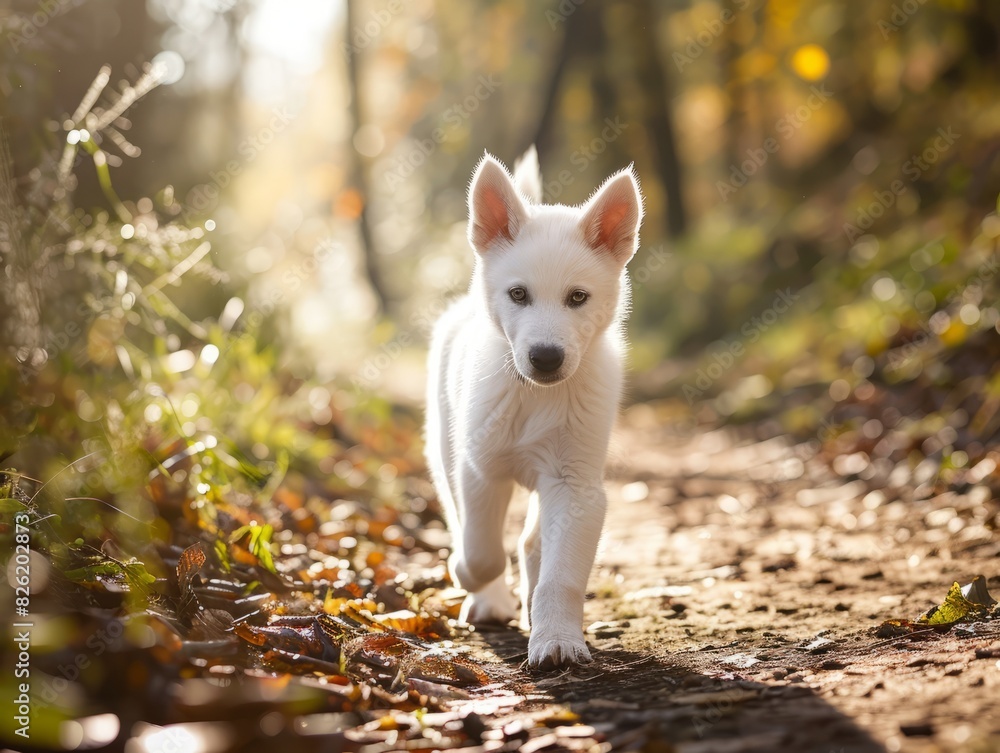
[467,150,643,387]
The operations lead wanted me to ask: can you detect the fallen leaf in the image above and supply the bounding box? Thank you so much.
[369,609,449,638]
[177,543,207,600]
[874,619,919,638]
[721,653,760,669]
[919,578,994,625]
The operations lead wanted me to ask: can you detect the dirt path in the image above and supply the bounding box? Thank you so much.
[11,405,997,752]
[461,407,1000,753]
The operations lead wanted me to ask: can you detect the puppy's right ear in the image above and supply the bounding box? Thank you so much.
[468,153,528,254]
[580,166,644,265]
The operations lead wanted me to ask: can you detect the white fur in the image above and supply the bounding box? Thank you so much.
[425,150,643,667]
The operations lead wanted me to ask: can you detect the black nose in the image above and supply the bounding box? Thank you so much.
[529,345,564,374]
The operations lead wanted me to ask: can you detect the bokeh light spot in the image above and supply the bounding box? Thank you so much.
[151,50,186,85]
[791,44,830,81]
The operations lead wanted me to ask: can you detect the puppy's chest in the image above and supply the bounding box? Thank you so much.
[465,389,581,470]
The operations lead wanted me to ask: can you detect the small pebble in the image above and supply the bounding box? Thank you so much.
[900,723,934,737]
[595,628,625,638]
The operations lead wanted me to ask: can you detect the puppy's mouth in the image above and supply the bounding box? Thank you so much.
[530,371,565,385]
[516,368,569,387]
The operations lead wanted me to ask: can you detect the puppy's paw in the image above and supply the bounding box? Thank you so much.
[460,577,517,625]
[527,633,592,668]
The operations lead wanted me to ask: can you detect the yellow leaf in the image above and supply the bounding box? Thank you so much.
[918,579,993,625]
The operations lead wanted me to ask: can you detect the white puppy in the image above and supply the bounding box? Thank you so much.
[425,147,643,667]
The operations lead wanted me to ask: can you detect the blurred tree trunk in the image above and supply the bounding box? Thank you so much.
[529,3,616,166]
[0,128,40,354]
[630,0,687,238]
[529,55,563,162]
[722,0,743,177]
[344,0,390,315]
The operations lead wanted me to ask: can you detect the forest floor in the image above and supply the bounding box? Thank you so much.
[12,403,1000,753]
[450,406,1000,753]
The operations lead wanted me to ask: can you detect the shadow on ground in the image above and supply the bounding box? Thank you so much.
[473,625,885,753]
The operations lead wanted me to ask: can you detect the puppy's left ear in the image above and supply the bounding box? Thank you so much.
[580,166,644,265]
[468,152,529,254]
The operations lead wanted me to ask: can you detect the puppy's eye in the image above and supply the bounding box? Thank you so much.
[509,286,528,303]
[568,290,589,307]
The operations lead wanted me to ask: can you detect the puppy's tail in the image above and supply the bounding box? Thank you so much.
[513,145,542,204]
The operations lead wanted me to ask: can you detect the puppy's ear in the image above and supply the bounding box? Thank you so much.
[513,145,542,204]
[468,153,528,254]
[580,166,644,265]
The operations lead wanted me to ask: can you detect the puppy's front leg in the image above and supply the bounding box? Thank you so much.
[517,491,541,630]
[451,463,517,624]
[527,474,607,667]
